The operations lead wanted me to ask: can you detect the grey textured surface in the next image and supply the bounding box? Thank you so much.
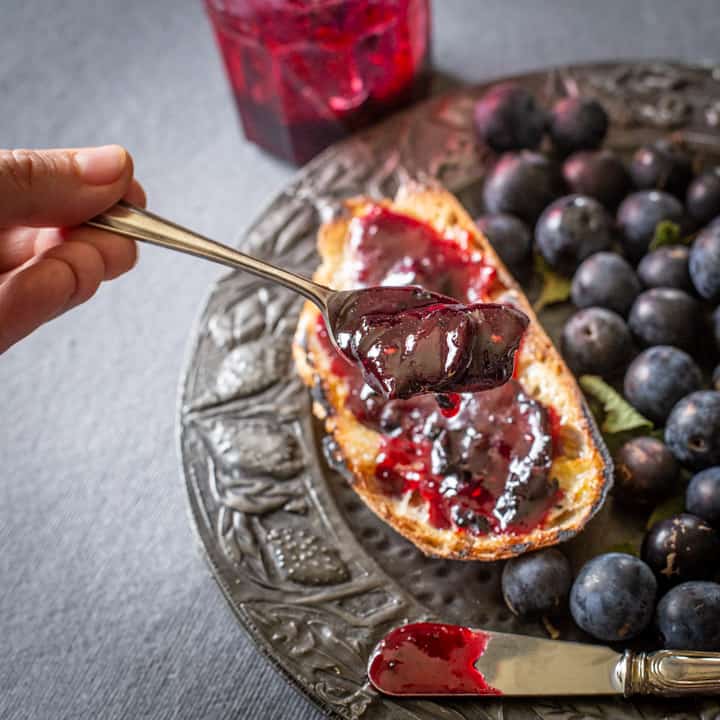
[2,2,719,719]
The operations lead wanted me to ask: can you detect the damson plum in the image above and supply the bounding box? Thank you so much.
[656,581,720,650]
[628,288,699,352]
[614,437,679,507]
[563,150,631,210]
[561,308,632,377]
[549,97,608,154]
[686,467,720,526]
[630,140,693,198]
[535,195,613,275]
[473,84,547,152]
[501,549,572,617]
[571,252,640,316]
[637,246,693,292]
[687,168,720,226]
[570,553,657,642]
[475,214,531,271]
[642,513,720,586]
[665,391,720,470]
[689,221,720,303]
[617,191,685,262]
[623,346,703,425]
[483,151,564,225]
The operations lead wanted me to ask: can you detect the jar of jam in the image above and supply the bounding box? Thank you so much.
[205,0,431,164]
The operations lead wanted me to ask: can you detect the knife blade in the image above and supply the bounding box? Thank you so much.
[368,622,720,697]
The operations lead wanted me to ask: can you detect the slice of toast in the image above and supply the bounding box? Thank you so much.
[293,182,612,561]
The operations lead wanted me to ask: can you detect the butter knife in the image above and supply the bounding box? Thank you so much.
[368,622,720,697]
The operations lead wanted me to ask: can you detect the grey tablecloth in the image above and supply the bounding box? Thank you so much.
[2,2,719,718]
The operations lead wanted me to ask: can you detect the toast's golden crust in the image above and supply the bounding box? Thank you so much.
[293,184,611,560]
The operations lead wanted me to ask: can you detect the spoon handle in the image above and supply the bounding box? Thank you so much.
[87,201,331,307]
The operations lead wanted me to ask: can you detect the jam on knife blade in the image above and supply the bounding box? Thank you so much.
[367,622,501,696]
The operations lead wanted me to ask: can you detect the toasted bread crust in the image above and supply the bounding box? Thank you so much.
[293,183,612,560]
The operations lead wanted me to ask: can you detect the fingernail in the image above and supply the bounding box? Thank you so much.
[74,145,127,185]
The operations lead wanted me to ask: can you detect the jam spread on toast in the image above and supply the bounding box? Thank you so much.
[374,382,556,533]
[316,205,558,536]
[348,205,498,300]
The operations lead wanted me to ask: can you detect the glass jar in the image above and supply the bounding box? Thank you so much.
[205,0,431,164]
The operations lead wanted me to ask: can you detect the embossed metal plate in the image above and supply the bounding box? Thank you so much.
[179,62,720,719]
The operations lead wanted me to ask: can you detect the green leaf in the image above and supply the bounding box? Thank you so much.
[532,254,571,313]
[604,541,639,557]
[648,220,682,251]
[646,495,685,530]
[579,375,654,435]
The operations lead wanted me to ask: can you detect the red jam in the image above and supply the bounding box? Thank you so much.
[315,206,557,536]
[374,382,556,533]
[368,622,501,696]
[546,405,564,449]
[348,206,499,302]
[437,393,461,417]
[205,0,430,164]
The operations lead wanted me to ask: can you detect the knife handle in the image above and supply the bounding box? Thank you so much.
[623,649,720,696]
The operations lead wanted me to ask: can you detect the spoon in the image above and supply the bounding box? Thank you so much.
[88,202,528,399]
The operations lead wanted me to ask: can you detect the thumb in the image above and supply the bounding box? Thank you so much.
[0,145,134,229]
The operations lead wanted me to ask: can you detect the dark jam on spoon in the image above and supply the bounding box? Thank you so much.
[368,622,501,696]
[315,205,558,536]
[327,285,529,399]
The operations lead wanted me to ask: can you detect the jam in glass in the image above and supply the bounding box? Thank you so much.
[204,0,431,164]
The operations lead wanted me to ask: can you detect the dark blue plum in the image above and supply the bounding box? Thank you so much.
[637,245,693,292]
[617,191,685,262]
[535,195,613,275]
[475,214,531,270]
[642,513,720,586]
[628,288,699,352]
[563,150,631,210]
[561,307,632,377]
[630,140,693,198]
[473,83,547,152]
[689,221,720,303]
[687,168,720,226]
[501,548,572,617]
[483,151,564,225]
[570,553,657,642]
[623,346,703,424]
[571,252,640,316]
[549,97,608,154]
[656,581,720,650]
[614,437,679,507]
[665,391,720,470]
[686,467,720,526]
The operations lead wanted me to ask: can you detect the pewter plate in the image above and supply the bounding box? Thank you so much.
[179,61,720,719]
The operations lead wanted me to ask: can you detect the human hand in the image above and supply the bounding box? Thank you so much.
[0,145,144,354]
